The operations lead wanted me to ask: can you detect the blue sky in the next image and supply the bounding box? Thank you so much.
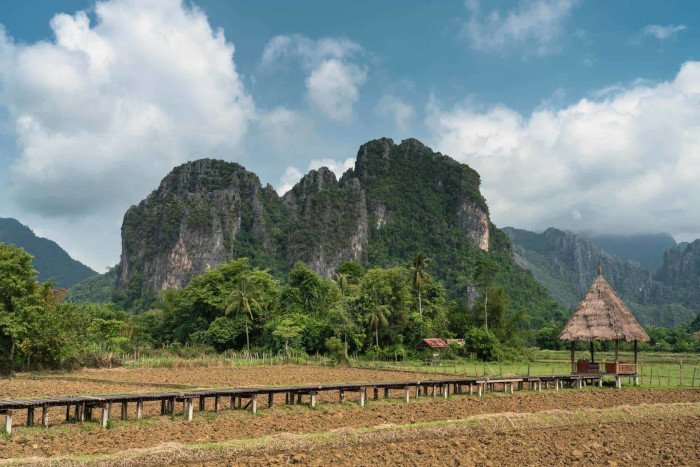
[1,0,699,270]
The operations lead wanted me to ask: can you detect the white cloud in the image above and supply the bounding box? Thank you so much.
[261,35,366,122]
[642,24,686,41]
[428,61,700,240]
[277,166,303,196]
[0,0,254,217]
[376,95,415,132]
[276,157,354,196]
[257,106,315,152]
[463,0,579,56]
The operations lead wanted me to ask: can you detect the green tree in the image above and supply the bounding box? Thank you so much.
[473,260,499,329]
[368,304,390,348]
[410,252,432,317]
[273,318,303,358]
[225,273,262,353]
[0,244,42,372]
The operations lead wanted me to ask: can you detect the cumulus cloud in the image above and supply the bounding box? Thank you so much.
[428,61,700,239]
[376,95,415,132]
[257,106,315,152]
[261,35,366,122]
[642,24,686,41]
[463,0,579,56]
[276,157,354,196]
[0,0,254,217]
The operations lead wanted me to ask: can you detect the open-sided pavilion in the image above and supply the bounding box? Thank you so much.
[559,265,650,388]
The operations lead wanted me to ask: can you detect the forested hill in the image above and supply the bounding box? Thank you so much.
[77,138,566,327]
[504,227,698,327]
[0,218,96,288]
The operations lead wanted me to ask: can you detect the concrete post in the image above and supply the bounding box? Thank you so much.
[404,387,410,403]
[101,403,111,428]
[5,410,12,435]
[136,401,143,420]
[268,393,274,408]
[42,406,49,428]
[359,389,365,407]
[186,399,194,421]
[310,393,317,408]
[442,385,448,399]
[251,395,257,414]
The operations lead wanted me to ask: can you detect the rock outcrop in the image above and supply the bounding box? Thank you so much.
[118,138,493,300]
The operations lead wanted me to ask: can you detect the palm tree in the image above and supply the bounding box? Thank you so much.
[334,272,349,297]
[368,304,390,348]
[410,252,432,317]
[473,260,499,329]
[225,274,262,354]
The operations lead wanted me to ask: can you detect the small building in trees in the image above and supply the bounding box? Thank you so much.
[558,265,649,388]
[418,338,448,365]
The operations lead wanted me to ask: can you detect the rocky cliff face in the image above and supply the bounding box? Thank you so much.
[118,138,492,298]
[655,240,700,307]
[504,227,660,308]
[504,227,699,326]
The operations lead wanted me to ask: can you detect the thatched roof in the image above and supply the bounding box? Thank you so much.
[559,266,649,342]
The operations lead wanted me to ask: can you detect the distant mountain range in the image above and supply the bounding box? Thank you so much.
[503,227,699,327]
[0,217,97,288]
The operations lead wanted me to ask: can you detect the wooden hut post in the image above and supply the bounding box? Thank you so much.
[634,340,639,385]
[590,341,594,363]
[570,341,575,372]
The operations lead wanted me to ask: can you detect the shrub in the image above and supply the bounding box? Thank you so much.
[464,327,503,361]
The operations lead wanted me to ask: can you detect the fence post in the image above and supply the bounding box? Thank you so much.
[692,368,696,387]
[680,359,683,386]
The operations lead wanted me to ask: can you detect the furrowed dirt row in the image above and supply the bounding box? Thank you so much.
[1,387,698,459]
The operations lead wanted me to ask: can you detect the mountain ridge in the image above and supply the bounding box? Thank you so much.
[0,217,97,288]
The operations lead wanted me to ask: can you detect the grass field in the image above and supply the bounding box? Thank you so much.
[349,350,700,388]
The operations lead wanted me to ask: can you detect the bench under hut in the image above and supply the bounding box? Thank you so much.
[558,265,649,387]
[419,338,448,365]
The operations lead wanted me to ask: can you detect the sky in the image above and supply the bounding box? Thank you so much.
[1,0,699,271]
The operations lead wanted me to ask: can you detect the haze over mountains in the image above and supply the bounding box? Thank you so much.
[504,227,699,327]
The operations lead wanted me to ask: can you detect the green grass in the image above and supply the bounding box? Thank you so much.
[349,350,700,388]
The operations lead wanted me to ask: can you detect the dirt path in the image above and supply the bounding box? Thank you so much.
[1,388,698,459]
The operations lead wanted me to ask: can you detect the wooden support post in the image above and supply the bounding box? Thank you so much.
[186,399,193,421]
[41,406,49,428]
[214,396,221,413]
[238,396,242,409]
[4,410,12,435]
[85,405,92,422]
[404,387,410,403]
[136,401,143,420]
[199,396,205,411]
[680,359,683,386]
[230,396,236,410]
[374,387,379,400]
[615,376,621,389]
[615,339,619,365]
[160,400,166,415]
[692,368,696,387]
[570,341,575,373]
[359,389,366,407]
[27,407,34,427]
[74,404,80,422]
[101,403,111,428]
[469,383,473,395]
[121,402,128,421]
[250,395,257,414]
[268,393,274,408]
[65,405,71,422]
[339,390,344,403]
[310,393,317,408]
[590,341,595,363]
[384,387,389,399]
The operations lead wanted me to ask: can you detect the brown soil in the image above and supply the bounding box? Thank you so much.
[2,366,699,463]
[239,413,700,466]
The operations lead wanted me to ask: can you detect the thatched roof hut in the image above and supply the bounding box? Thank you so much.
[559,266,649,380]
[559,265,649,343]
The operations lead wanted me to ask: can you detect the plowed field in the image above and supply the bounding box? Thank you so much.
[1,365,699,464]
